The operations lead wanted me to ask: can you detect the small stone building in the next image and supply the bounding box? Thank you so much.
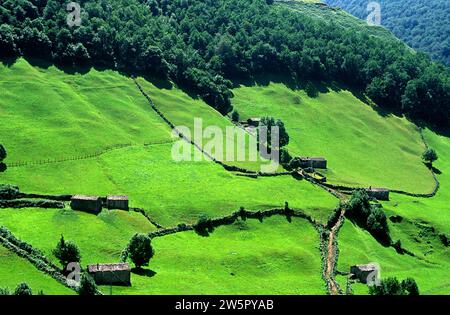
[70,195,102,214]
[106,195,129,210]
[87,263,131,286]
[350,264,379,284]
[366,188,390,201]
[298,157,327,169]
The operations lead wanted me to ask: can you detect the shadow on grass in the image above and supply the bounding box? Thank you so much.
[131,267,157,278]
[0,55,173,91]
[2,56,448,137]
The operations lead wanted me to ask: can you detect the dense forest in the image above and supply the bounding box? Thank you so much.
[324,0,450,67]
[0,0,449,127]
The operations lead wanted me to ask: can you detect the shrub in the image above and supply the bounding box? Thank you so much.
[14,283,32,296]
[401,278,420,295]
[279,148,292,165]
[52,235,81,270]
[369,277,420,295]
[195,214,214,234]
[78,273,97,296]
[422,148,438,164]
[369,277,402,295]
[0,144,6,162]
[0,287,11,295]
[345,190,391,245]
[125,233,154,268]
[327,208,341,229]
[231,110,240,122]
[0,184,20,199]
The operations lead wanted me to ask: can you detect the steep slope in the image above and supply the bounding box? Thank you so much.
[232,82,436,194]
[324,0,450,66]
[0,58,173,163]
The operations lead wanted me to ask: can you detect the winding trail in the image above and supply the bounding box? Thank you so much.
[324,208,346,295]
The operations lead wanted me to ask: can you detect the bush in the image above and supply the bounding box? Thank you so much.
[0,184,20,199]
[52,235,81,270]
[195,214,214,234]
[14,283,32,296]
[327,208,341,229]
[125,233,154,268]
[345,189,391,244]
[231,110,240,122]
[422,148,438,164]
[369,277,420,295]
[0,287,11,295]
[401,278,420,295]
[78,273,97,296]
[279,148,292,165]
[0,144,6,162]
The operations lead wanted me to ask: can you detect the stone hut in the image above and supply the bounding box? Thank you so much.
[70,195,102,214]
[366,188,390,201]
[350,264,379,284]
[106,195,129,210]
[298,157,327,169]
[87,263,131,286]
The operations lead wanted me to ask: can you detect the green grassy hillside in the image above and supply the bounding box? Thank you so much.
[0,245,74,295]
[232,82,435,194]
[337,220,450,295]
[0,144,337,226]
[108,216,324,295]
[0,208,156,266]
[0,59,173,164]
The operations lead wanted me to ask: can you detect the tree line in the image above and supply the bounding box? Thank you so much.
[0,0,449,127]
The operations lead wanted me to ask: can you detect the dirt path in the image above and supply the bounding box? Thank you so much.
[324,208,346,295]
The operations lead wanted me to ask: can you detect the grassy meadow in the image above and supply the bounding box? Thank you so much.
[0,58,173,164]
[0,143,338,226]
[0,208,156,267]
[0,58,449,295]
[0,245,74,295]
[232,82,436,194]
[107,216,325,295]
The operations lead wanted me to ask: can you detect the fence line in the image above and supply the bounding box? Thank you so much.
[7,139,173,168]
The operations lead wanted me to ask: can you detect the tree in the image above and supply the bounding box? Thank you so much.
[369,277,420,295]
[52,235,81,270]
[78,272,97,296]
[258,117,290,150]
[279,148,292,165]
[14,283,32,296]
[231,110,240,123]
[0,144,6,162]
[401,278,419,295]
[369,277,403,295]
[125,233,154,269]
[422,148,438,164]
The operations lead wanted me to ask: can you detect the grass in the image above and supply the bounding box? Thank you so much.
[136,77,274,172]
[106,216,325,295]
[337,220,450,295]
[381,128,450,235]
[231,82,436,194]
[0,58,173,164]
[0,143,338,226]
[0,208,156,267]
[0,245,74,295]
